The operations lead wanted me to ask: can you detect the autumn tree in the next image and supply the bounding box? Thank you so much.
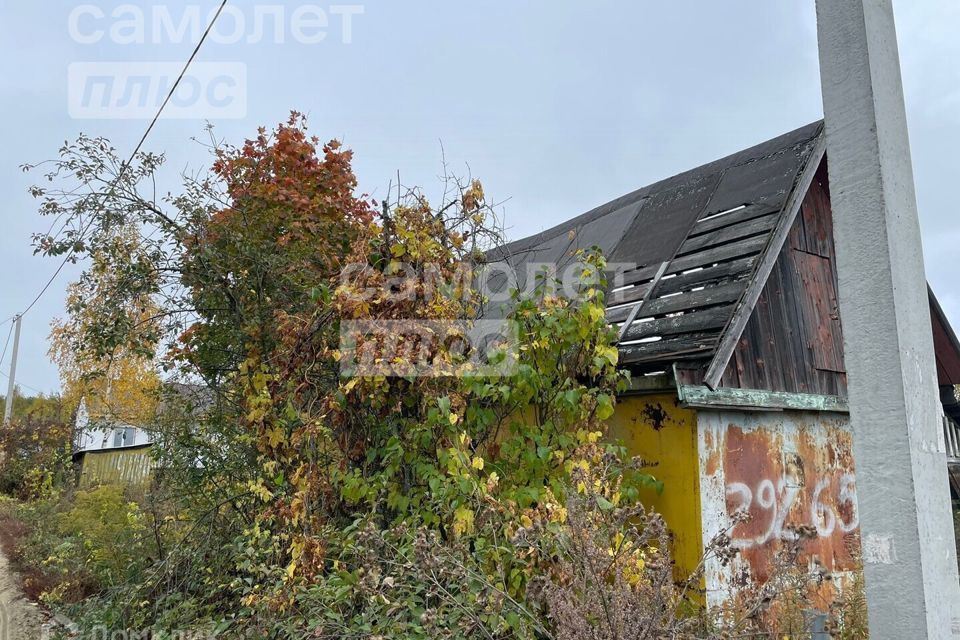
[48,226,161,425]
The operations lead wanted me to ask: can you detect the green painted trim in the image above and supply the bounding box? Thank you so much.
[676,384,849,413]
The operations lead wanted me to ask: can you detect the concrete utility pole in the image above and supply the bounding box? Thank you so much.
[3,315,21,425]
[816,0,960,636]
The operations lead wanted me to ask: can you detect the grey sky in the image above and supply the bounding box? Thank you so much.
[0,1,957,394]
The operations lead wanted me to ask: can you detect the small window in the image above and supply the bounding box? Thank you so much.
[112,427,137,447]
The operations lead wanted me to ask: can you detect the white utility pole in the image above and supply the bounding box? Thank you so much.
[3,315,21,425]
[816,0,960,637]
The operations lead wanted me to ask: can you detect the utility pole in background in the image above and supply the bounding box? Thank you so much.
[3,314,21,425]
[816,0,960,636]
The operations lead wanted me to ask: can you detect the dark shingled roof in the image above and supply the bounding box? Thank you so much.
[492,121,825,373]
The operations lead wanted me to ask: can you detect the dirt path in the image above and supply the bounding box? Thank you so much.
[0,542,45,640]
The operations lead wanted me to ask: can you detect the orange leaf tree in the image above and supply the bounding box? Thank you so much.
[29,114,659,638]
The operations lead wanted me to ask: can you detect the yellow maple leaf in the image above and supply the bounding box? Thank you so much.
[265,427,286,448]
[453,506,475,536]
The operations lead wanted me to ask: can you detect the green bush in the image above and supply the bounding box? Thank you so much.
[56,485,151,586]
[0,397,73,500]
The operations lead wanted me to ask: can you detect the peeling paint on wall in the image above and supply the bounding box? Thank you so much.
[862,533,896,565]
[697,409,861,609]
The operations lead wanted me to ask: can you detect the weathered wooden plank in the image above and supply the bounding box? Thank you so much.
[655,256,757,296]
[617,261,668,342]
[724,347,743,389]
[703,134,826,389]
[783,248,818,393]
[619,305,732,341]
[789,167,835,260]
[607,281,653,307]
[795,250,845,373]
[692,203,780,235]
[620,333,719,365]
[620,234,769,286]
[610,256,753,306]
[766,260,797,392]
[734,294,771,391]
[678,212,778,256]
[619,373,676,395]
[607,280,747,323]
[676,384,849,413]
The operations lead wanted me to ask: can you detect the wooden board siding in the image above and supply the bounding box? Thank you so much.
[77,446,153,488]
[795,251,845,373]
[716,163,848,396]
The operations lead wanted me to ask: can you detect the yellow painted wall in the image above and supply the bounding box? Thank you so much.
[606,393,703,578]
[78,446,153,488]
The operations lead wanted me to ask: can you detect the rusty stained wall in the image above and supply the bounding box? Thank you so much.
[697,409,860,609]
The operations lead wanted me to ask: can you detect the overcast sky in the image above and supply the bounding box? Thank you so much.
[0,1,957,394]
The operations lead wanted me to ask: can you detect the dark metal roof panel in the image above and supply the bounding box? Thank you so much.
[493,121,823,263]
[609,169,721,268]
[492,121,825,370]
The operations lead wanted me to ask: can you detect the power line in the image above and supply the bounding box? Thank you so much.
[0,370,44,397]
[16,0,229,320]
[0,320,13,371]
[2,1,228,408]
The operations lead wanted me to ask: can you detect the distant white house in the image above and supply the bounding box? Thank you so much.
[72,399,155,487]
[73,398,153,453]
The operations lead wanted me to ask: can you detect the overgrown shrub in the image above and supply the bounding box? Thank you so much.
[0,396,73,499]
[56,485,152,586]
[0,495,93,604]
[526,451,721,639]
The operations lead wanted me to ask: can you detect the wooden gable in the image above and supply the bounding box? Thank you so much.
[715,161,848,397]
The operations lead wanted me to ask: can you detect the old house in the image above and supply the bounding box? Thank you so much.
[71,384,211,488]
[494,120,960,607]
[72,398,154,487]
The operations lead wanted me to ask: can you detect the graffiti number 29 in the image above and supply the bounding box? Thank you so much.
[725,473,858,549]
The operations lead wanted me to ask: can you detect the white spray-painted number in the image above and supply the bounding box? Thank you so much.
[726,473,858,549]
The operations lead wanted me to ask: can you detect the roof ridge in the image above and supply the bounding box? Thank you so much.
[493,120,824,258]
